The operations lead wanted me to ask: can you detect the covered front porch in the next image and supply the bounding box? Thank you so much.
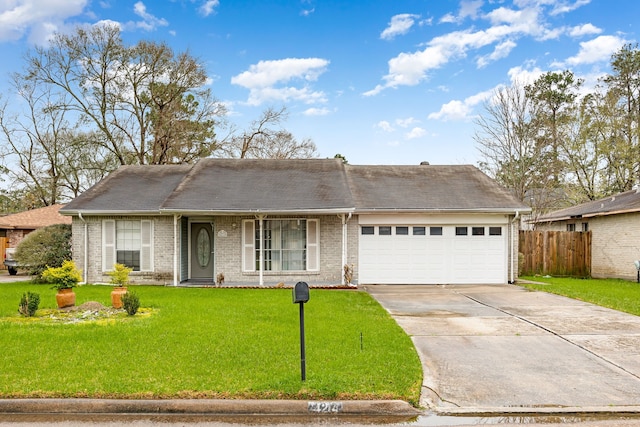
[170,213,356,287]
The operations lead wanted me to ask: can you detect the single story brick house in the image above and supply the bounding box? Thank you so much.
[60,159,529,286]
[533,187,640,281]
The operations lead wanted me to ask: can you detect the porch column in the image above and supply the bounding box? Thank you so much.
[341,214,346,285]
[258,214,265,286]
[340,213,352,286]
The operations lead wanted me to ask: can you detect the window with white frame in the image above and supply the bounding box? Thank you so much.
[243,219,319,272]
[103,220,153,272]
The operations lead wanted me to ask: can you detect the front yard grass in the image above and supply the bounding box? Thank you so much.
[519,276,640,316]
[0,283,422,406]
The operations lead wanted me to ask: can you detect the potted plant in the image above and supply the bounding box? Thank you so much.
[107,263,132,309]
[41,260,82,309]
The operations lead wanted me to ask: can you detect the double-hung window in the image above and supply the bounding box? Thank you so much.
[243,219,319,272]
[102,220,153,271]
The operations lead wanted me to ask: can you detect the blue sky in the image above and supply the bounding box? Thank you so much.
[0,0,637,165]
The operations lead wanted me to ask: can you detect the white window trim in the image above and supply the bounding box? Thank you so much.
[102,219,154,272]
[242,218,319,272]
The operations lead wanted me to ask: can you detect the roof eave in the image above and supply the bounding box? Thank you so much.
[354,207,531,214]
[536,206,640,223]
[159,208,356,216]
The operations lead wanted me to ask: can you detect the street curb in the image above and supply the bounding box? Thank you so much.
[0,399,421,417]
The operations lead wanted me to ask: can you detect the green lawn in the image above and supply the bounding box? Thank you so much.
[0,282,422,405]
[519,276,640,316]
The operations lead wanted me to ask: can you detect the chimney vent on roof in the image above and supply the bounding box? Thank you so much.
[420,161,430,165]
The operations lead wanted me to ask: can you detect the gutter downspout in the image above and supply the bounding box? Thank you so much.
[78,212,88,284]
[509,210,520,284]
[173,214,180,286]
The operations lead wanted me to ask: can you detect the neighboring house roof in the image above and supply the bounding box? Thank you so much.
[60,159,530,216]
[0,204,72,229]
[535,188,640,222]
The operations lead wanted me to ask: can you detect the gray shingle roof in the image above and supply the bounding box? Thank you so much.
[62,164,192,213]
[347,164,526,211]
[161,158,353,213]
[536,188,640,222]
[60,159,529,215]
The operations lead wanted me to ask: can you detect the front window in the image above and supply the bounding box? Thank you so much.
[116,220,141,271]
[256,219,307,271]
[102,219,153,272]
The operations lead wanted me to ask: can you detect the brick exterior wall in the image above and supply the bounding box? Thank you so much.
[6,229,31,248]
[72,212,518,285]
[72,215,175,285]
[72,214,357,286]
[537,213,640,280]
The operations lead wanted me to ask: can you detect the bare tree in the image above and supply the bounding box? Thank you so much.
[0,76,115,206]
[20,23,224,166]
[218,106,318,159]
[475,83,539,201]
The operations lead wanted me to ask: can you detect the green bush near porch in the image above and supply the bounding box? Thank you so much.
[0,283,422,406]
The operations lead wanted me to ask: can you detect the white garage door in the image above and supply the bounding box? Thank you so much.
[358,225,507,284]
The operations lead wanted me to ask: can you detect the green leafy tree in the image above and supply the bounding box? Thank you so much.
[14,223,72,278]
[525,70,583,187]
[602,43,640,192]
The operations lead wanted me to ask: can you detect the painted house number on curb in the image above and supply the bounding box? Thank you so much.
[308,402,343,413]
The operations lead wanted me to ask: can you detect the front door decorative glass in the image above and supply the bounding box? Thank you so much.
[197,228,211,268]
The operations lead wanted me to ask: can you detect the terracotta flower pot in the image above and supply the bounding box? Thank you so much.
[111,286,127,309]
[56,288,76,309]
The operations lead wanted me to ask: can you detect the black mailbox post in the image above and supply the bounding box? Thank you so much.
[293,281,310,303]
[293,281,309,381]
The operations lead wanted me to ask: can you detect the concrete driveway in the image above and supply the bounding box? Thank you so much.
[364,283,640,416]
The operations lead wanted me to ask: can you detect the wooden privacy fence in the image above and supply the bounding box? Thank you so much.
[0,237,6,270]
[519,230,591,277]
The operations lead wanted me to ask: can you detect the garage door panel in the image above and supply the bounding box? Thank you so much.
[359,224,507,285]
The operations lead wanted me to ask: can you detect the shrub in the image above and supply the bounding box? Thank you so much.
[18,291,40,317]
[121,291,140,316]
[41,260,82,290]
[15,223,72,278]
[107,263,132,286]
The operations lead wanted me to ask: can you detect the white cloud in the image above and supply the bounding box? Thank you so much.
[0,0,87,43]
[507,65,544,85]
[439,0,483,24]
[376,120,395,132]
[300,8,315,17]
[366,2,551,95]
[428,88,493,121]
[198,0,219,17]
[405,127,427,139]
[130,1,168,31]
[396,117,419,128]
[303,107,331,116]
[231,58,330,105]
[477,39,516,68]
[380,14,420,40]
[561,35,626,66]
[569,23,601,37]
[548,0,591,16]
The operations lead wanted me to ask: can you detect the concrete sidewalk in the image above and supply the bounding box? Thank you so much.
[365,283,640,416]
